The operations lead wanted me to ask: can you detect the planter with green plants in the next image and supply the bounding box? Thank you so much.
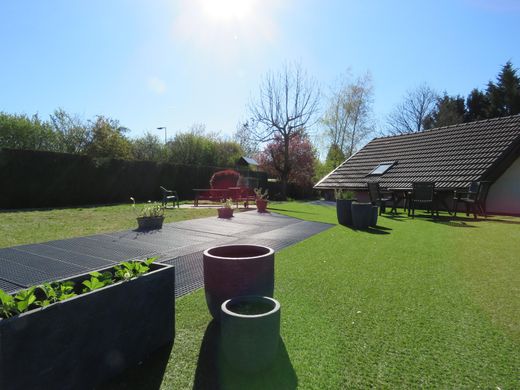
[131,197,165,230]
[254,187,269,213]
[218,198,234,219]
[0,258,175,390]
[335,189,357,226]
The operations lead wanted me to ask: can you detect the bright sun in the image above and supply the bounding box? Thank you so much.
[200,0,256,22]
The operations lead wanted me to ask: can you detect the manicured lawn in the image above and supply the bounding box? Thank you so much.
[1,202,519,388]
[0,203,216,248]
[105,202,519,389]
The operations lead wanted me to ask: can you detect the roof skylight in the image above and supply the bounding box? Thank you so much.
[368,162,395,176]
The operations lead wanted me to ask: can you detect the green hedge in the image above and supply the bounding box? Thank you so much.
[0,149,267,209]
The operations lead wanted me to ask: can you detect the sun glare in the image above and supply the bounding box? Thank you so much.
[200,0,256,22]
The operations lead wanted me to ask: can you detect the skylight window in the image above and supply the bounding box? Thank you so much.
[368,162,395,176]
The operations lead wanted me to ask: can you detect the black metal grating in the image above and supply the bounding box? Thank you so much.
[0,212,333,295]
[14,244,112,269]
[0,278,24,294]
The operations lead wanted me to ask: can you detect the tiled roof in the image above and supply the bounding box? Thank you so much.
[315,114,520,190]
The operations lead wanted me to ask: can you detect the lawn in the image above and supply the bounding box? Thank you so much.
[0,203,216,248]
[2,202,519,388]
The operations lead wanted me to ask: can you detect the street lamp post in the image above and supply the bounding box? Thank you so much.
[157,127,167,144]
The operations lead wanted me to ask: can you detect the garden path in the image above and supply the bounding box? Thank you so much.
[0,211,332,297]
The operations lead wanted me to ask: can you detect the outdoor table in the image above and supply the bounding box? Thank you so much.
[193,188,231,206]
[386,188,453,216]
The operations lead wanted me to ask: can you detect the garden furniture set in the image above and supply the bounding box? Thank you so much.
[339,180,491,227]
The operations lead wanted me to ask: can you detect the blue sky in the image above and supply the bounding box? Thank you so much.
[1,0,519,142]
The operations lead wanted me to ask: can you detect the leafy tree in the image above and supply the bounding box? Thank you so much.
[84,116,132,159]
[49,108,90,154]
[167,126,243,167]
[321,71,374,158]
[465,88,490,122]
[0,112,57,151]
[325,143,345,170]
[250,63,320,199]
[131,132,165,161]
[257,133,316,188]
[386,84,438,134]
[423,94,466,129]
[486,61,520,117]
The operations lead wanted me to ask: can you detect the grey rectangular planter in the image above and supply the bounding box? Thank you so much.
[0,262,175,390]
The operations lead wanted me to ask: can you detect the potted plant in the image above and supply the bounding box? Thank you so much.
[203,244,275,320]
[131,197,165,230]
[221,295,280,372]
[351,202,373,229]
[218,198,234,219]
[371,205,379,227]
[254,187,269,213]
[0,259,175,390]
[335,189,357,226]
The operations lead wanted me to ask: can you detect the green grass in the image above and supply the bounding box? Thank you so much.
[0,204,216,248]
[2,202,519,388]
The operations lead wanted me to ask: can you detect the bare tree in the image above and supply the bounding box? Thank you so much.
[321,71,374,160]
[249,63,320,198]
[233,121,259,156]
[386,84,438,135]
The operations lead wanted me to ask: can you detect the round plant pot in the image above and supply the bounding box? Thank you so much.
[336,199,356,226]
[221,296,280,372]
[256,199,268,213]
[218,208,234,219]
[351,202,373,229]
[203,245,275,320]
[370,205,379,227]
[136,216,164,231]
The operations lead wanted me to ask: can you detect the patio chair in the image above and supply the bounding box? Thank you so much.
[409,182,438,218]
[160,186,179,208]
[452,181,491,219]
[367,182,397,215]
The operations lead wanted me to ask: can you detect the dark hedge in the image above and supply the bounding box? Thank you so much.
[0,149,267,209]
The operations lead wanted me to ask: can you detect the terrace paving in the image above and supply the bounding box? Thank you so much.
[0,211,332,297]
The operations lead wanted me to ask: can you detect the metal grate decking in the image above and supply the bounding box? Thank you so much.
[0,211,333,297]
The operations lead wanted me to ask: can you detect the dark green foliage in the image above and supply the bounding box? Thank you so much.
[0,148,268,209]
[415,61,520,130]
[486,61,520,117]
[465,88,490,122]
[424,94,466,129]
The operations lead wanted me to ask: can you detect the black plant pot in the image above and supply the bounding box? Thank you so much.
[0,262,175,390]
[371,205,379,227]
[351,202,373,229]
[336,199,356,226]
[221,295,280,372]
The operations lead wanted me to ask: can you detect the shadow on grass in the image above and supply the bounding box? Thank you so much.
[194,321,297,390]
[97,341,173,390]
[267,206,321,216]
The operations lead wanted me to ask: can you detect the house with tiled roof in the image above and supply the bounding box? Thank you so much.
[315,115,520,215]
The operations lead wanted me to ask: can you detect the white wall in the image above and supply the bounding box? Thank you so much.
[487,156,520,215]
